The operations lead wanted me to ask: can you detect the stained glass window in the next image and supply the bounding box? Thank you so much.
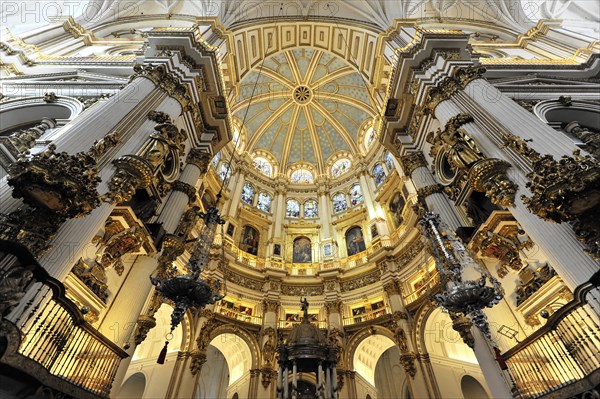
[373,163,386,187]
[349,184,363,206]
[253,157,272,177]
[385,152,395,173]
[218,162,232,181]
[304,200,318,218]
[365,127,377,148]
[331,158,351,178]
[286,199,300,218]
[257,192,272,212]
[290,169,313,184]
[241,183,255,205]
[332,193,347,213]
[212,152,221,169]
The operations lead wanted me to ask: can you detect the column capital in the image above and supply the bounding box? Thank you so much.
[262,299,280,313]
[131,64,192,111]
[171,180,197,204]
[416,183,444,201]
[186,148,211,173]
[399,152,427,177]
[424,66,486,113]
[324,300,343,316]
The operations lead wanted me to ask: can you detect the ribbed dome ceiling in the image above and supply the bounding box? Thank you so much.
[231,48,377,174]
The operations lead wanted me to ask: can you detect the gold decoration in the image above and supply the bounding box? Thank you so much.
[171,180,197,204]
[156,234,185,278]
[324,300,343,315]
[399,353,417,378]
[399,152,427,176]
[262,299,280,313]
[429,114,482,172]
[262,327,277,368]
[468,158,517,207]
[417,184,444,200]
[174,206,201,240]
[186,148,211,173]
[472,224,530,278]
[425,67,486,112]
[383,281,401,296]
[134,314,157,345]
[104,155,154,204]
[525,313,541,327]
[503,133,600,258]
[1,117,56,156]
[3,137,117,254]
[261,368,276,389]
[0,264,34,316]
[190,349,207,375]
[132,64,192,111]
[450,313,475,348]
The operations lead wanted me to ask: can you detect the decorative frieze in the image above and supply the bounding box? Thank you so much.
[339,269,381,291]
[280,283,324,296]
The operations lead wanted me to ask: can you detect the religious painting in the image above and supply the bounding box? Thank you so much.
[389,192,406,228]
[240,225,259,255]
[352,306,366,322]
[346,226,366,256]
[293,236,312,263]
[273,244,281,256]
[226,223,235,237]
[323,243,333,258]
[370,224,379,239]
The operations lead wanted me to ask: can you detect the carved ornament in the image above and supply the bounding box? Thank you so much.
[186,148,212,173]
[399,353,417,378]
[425,67,486,112]
[416,184,444,200]
[132,64,192,111]
[174,206,200,240]
[262,299,280,313]
[450,313,475,348]
[468,158,517,207]
[134,315,157,345]
[172,180,197,204]
[261,368,276,389]
[104,155,154,204]
[190,349,207,375]
[399,152,427,177]
[502,133,600,258]
[324,300,343,315]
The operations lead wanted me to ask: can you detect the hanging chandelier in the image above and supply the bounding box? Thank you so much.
[150,204,226,363]
[420,212,503,338]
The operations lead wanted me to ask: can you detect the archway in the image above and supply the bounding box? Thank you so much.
[422,308,491,399]
[352,333,396,398]
[196,332,255,399]
[374,345,406,399]
[117,372,146,399]
[461,375,490,399]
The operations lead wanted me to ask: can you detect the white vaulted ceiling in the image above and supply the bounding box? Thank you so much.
[62,0,599,35]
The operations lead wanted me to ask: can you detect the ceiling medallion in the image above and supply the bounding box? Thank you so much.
[293,85,312,104]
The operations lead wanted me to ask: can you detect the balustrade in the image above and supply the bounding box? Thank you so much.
[503,276,600,399]
[0,241,128,398]
[342,306,391,326]
[213,303,262,325]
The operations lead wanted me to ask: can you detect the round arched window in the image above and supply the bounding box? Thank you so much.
[331,158,351,178]
[253,157,272,177]
[290,169,313,184]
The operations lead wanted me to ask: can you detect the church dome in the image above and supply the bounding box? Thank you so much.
[287,319,329,347]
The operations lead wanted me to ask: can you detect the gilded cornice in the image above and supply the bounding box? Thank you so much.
[424,66,487,112]
[171,180,197,204]
[131,64,193,111]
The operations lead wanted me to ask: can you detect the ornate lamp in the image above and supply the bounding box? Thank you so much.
[420,212,503,338]
[150,203,226,363]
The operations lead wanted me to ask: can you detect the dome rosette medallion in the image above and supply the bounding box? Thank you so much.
[232,48,377,177]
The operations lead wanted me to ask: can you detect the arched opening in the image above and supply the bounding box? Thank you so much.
[353,334,396,389]
[293,236,312,263]
[196,333,253,399]
[346,226,366,256]
[461,375,490,399]
[423,308,490,399]
[118,372,146,399]
[374,345,406,399]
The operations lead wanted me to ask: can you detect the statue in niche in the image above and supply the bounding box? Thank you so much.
[139,120,186,173]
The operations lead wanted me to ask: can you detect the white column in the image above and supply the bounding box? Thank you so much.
[435,95,600,301]
[472,330,513,399]
[284,367,289,399]
[103,255,159,390]
[318,190,331,239]
[274,190,286,239]
[227,171,245,218]
[411,165,463,232]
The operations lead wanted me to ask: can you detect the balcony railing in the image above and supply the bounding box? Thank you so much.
[343,306,391,326]
[0,240,128,398]
[278,319,328,329]
[213,304,262,325]
[503,274,600,399]
[403,271,440,306]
